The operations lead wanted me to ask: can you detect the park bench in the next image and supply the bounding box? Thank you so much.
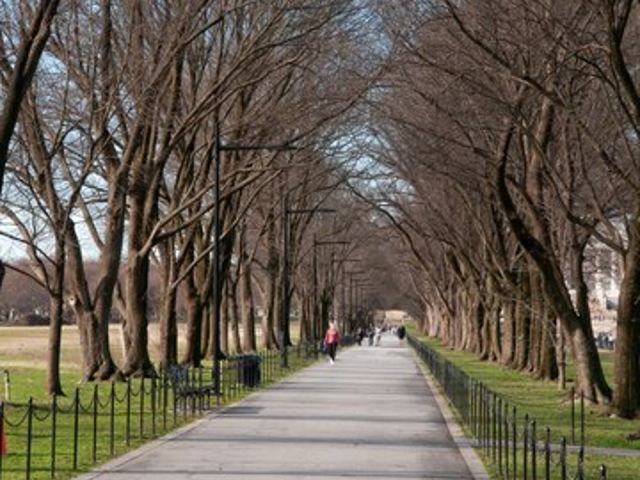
[167,365,217,412]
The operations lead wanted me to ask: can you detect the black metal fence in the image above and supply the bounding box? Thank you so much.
[0,349,284,480]
[408,335,609,480]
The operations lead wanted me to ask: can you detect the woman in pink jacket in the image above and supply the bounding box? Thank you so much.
[324,322,341,364]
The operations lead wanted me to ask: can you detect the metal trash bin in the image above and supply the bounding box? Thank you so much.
[236,354,261,388]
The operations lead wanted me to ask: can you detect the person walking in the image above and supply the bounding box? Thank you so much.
[324,322,341,364]
[374,325,382,346]
[396,323,406,346]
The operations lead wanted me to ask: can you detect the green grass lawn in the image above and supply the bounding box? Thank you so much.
[411,332,640,480]
[0,325,316,480]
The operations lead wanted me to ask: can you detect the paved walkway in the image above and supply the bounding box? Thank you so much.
[75,334,489,480]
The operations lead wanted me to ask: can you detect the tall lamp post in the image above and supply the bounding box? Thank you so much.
[213,126,296,394]
[337,259,361,334]
[313,239,349,342]
[354,281,372,331]
[281,197,335,368]
[346,270,366,332]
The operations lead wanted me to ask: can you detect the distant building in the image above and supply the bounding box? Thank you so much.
[585,233,621,340]
[373,310,411,325]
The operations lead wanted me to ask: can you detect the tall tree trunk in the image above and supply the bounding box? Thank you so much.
[298,292,312,345]
[46,245,65,396]
[478,301,491,361]
[159,288,179,368]
[228,280,241,354]
[240,257,257,352]
[601,2,640,417]
[495,119,611,402]
[183,284,204,367]
[513,272,531,371]
[501,298,516,366]
[535,311,558,381]
[262,214,280,350]
[220,286,229,356]
[158,241,178,369]
[183,244,206,367]
[613,201,640,416]
[122,253,155,377]
[556,319,567,390]
[201,303,211,358]
[488,298,502,363]
[528,270,543,374]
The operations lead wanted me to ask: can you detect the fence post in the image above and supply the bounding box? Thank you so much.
[484,387,489,454]
[0,401,4,478]
[497,397,503,478]
[189,368,194,415]
[571,387,575,444]
[471,380,479,438]
[578,446,585,480]
[580,392,585,448]
[126,379,132,446]
[484,386,491,456]
[0,402,5,476]
[162,369,168,431]
[479,383,484,450]
[92,384,99,464]
[600,464,607,480]
[73,388,80,470]
[197,369,203,414]
[531,420,537,480]
[110,382,116,457]
[26,397,33,480]
[504,402,509,480]
[139,377,145,439]
[545,427,551,480]
[561,437,567,480]
[51,393,58,479]
[151,376,157,437]
[492,392,497,464]
[523,413,529,480]
[473,381,479,438]
[512,407,517,480]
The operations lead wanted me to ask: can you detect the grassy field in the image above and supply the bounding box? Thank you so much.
[412,332,640,480]
[0,324,315,480]
[1,325,177,376]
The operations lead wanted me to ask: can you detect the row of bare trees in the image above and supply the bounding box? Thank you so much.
[0,0,392,396]
[368,0,640,418]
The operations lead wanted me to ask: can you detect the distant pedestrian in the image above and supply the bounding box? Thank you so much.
[396,324,406,346]
[324,322,341,364]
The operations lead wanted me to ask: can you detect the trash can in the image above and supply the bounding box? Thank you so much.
[236,354,261,388]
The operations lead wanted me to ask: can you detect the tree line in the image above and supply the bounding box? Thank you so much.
[0,0,394,396]
[6,0,638,422]
[366,0,640,418]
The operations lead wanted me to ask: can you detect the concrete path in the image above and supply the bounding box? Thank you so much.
[75,334,489,480]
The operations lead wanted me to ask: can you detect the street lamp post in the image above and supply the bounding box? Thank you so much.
[313,239,348,343]
[281,198,335,368]
[213,125,295,394]
[345,270,366,332]
[334,258,361,334]
[355,281,372,331]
